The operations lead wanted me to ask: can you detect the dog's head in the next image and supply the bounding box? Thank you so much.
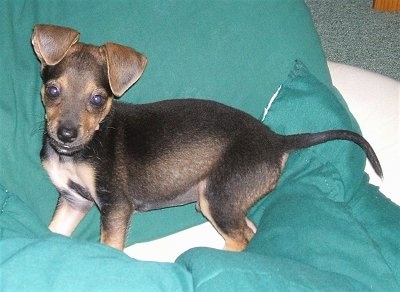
[32,24,147,155]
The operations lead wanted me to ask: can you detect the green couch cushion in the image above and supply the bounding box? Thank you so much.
[176,61,400,291]
[177,248,370,290]
[0,0,330,244]
[0,237,192,291]
[0,185,193,291]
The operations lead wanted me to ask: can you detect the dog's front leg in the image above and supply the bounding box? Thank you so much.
[100,202,133,250]
[49,193,93,236]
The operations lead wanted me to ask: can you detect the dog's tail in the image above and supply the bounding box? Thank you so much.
[282,130,383,178]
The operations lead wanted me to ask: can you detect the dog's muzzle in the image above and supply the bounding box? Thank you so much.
[48,122,85,155]
[49,136,85,155]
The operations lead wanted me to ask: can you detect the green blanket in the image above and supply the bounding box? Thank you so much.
[1,0,399,290]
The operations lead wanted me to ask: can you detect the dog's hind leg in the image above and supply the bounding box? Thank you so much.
[198,147,282,251]
[199,194,255,251]
[197,177,260,252]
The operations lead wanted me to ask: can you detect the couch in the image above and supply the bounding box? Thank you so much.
[1,0,399,290]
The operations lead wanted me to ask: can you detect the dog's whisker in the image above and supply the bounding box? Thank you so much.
[31,120,45,136]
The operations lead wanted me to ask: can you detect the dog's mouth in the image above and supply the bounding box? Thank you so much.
[49,137,85,156]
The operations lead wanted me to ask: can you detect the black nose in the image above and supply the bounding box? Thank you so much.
[57,123,78,143]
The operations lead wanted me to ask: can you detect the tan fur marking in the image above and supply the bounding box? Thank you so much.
[281,153,289,170]
[101,228,126,250]
[197,182,239,250]
[245,217,257,234]
[81,90,113,140]
[224,238,248,251]
[198,182,258,252]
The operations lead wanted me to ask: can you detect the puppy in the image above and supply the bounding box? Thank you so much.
[32,24,382,251]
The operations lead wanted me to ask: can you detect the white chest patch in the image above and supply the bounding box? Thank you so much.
[42,152,97,204]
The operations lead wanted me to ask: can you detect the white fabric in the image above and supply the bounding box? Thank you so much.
[124,221,223,262]
[328,61,399,206]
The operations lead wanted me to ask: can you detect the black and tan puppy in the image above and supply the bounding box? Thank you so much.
[32,24,382,251]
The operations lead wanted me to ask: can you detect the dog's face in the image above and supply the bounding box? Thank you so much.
[32,24,147,155]
[40,44,114,154]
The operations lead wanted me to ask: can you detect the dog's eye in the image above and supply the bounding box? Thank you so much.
[46,86,60,98]
[90,94,105,107]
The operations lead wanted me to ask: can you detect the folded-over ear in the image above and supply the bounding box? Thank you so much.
[32,24,80,66]
[103,42,147,97]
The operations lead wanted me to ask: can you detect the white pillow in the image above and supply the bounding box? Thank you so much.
[328,61,399,205]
